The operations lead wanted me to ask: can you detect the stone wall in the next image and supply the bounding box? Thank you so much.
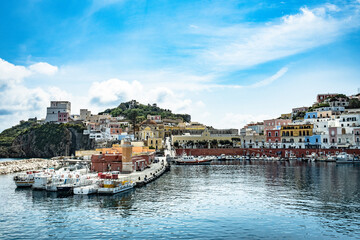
[176,148,360,157]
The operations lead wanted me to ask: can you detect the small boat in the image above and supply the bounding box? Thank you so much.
[336,152,359,163]
[32,169,55,190]
[98,179,135,195]
[74,183,99,195]
[175,155,212,165]
[13,171,37,187]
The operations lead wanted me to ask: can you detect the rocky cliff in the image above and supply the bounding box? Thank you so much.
[0,123,94,158]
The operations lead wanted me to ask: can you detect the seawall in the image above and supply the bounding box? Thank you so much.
[0,159,60,175]
[176,148,360,158]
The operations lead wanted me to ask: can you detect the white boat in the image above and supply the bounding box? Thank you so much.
[98,179,135,195]
[45,164,92,192]
[32,169,55,190]
[13,171,37,187]
[74,183,99,195]
[336,152,359,163]
[175,154,212,165]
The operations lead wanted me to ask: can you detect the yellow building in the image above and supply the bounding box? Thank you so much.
[147,138,163,150]
[280,124,313,137]
[138,119,165,150]
[171,128,237,147]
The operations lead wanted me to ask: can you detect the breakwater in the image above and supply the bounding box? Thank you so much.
[0,158,60,175]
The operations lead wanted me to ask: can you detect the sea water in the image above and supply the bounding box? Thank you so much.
[0,161,360,239]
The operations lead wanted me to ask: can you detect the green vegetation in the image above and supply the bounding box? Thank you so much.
[348,98,360,109]
[292,111,306,120]
[0,121,38,147]
[100,100,191,123]
[30,124,68,151]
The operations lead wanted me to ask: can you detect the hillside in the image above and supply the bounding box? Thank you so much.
[100,100,191,122]
[0,120,38,148]
[0,122,94,158]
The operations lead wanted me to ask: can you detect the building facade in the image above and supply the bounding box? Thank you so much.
[45,101,71,123]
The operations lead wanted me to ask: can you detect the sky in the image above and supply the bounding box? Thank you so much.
[1,0,360,131]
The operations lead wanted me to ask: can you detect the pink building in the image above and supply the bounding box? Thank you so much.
[329,127,338,145]
[264,119,292,133]
[58,112,69,123]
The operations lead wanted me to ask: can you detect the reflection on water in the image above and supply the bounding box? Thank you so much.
[1,161,360,239]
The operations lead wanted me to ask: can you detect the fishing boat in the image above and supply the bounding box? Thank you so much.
[32,169,55,190]
[13,171,37,187]
[73,183,99,195]
[98,178,135,195]
[174,155,212,165]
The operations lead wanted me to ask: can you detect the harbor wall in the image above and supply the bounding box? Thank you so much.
[176,148,360,158]
[0,159,60,175]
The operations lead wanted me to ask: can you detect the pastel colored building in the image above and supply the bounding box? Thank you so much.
[266,129,281,148]
[305,135,321,149]
[281,124,313,137]
[45,101,71,123]
[264,119,292,133]
[305,112,317,119]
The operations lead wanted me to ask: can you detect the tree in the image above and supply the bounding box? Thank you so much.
[348,98,360,109]
[211,139,218,148]
[129,109,139,136]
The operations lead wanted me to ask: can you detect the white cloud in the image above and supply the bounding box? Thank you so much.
[198,5,360,70]
[219,113,273,129]
[0,58,31,86]
[29,62,58,76]
[249,67,288,88]
[88,78,194,113]
[0,59,72,131]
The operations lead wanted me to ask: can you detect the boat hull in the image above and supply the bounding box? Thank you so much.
[175,160,212,165]
[98,185,134,195]
[74,186,98,195]
[15,181,34,188]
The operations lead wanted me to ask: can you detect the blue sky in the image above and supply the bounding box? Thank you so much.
[1,0,360,131]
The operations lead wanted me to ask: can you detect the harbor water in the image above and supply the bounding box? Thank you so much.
[1,161,360,239]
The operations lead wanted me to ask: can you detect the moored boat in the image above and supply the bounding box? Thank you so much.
[73,184,99,195]
[336,152,359,163]
[98,179,135,195]
[13,171,37,188]
[175,155,212,165]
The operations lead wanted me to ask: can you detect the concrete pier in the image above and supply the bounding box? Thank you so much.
[126,157,170,186]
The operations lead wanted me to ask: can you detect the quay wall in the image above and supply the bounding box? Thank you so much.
[176,148,360,158]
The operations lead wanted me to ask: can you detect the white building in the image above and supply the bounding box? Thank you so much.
[45,101,71,123]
